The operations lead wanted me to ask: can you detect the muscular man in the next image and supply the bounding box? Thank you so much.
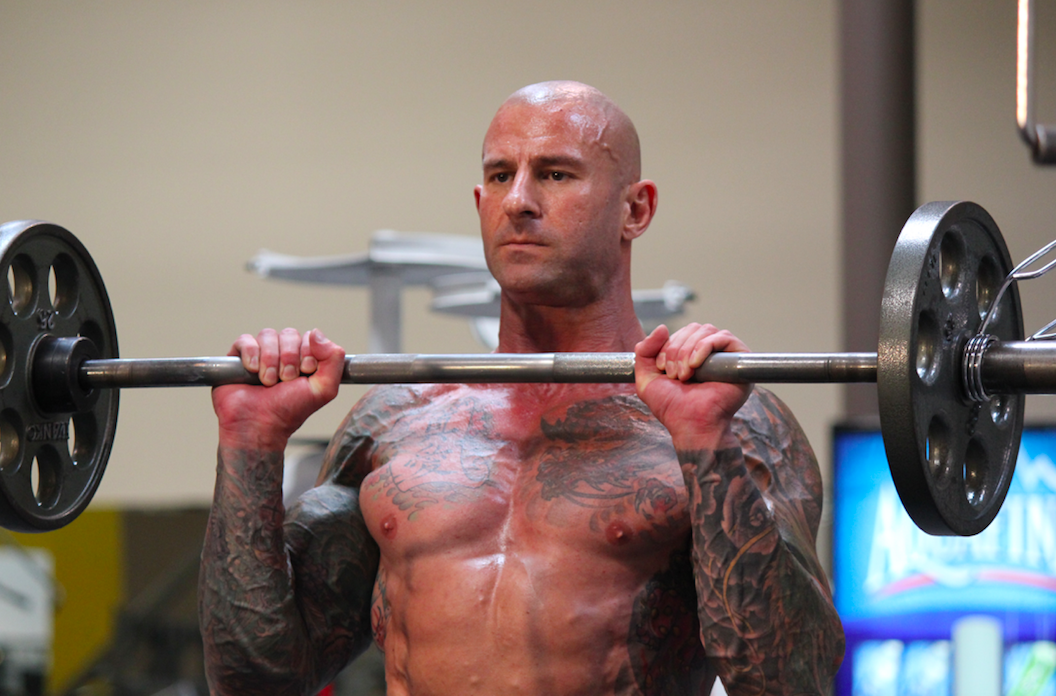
[199,81,844,695]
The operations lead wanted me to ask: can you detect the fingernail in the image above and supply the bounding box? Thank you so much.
[656,354,666,370]
[281,365,298,381]
[249,357,259,371]
[264,367,277,385]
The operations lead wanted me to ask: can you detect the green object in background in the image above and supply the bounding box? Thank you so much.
[1008,642,1056,696]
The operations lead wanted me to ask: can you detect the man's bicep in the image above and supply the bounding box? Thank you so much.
[258,390,388,687]
[705,388,843,694]
[284,482,380,683]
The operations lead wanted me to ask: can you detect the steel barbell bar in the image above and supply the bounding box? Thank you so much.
[70,344,1056,390]
[73,351,881,388]
[0,201,1047,536]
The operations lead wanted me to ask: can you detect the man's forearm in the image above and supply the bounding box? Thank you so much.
[680,446,844,696]
[199,447,317,695]
[199,445,379,695]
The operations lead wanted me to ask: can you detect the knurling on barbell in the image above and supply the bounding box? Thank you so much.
[0,201,1053,535]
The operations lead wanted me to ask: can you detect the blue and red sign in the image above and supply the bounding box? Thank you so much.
[835,427,1056,635]
[833,427,1056,696]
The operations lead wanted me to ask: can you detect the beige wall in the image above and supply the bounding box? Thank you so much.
[0,1,1053,539]
[917,1,1056,420]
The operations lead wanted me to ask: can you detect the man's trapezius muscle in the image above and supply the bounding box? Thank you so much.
[199,81,845,695]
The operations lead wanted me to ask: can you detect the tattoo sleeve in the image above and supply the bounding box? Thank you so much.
[681,388,844,695]
[198,402,383,695]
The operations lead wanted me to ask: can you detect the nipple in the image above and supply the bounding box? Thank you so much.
[606,520,634,546]
[380,514,398,539]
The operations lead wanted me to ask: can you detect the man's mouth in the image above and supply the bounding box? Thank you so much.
[498,232,547,247]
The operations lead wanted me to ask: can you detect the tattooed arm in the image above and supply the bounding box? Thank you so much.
[198,329,381,695]
[679,390,844,694]
[635,324,844,695]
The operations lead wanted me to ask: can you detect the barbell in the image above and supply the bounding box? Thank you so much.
[0,200,1051,537]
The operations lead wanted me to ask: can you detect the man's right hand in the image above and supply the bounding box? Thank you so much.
[211,328,345,452]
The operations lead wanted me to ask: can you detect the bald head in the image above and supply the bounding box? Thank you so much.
[488,81,642,186]
[474,80,659,318]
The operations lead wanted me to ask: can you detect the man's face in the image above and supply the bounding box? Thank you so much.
[474,101,629,307]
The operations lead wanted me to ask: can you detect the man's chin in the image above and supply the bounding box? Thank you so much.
[493,244,549,269]
[498,280,596,310]
[500,284,560,307]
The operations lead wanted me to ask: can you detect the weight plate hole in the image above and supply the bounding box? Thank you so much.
[31,449,61,508]
[964,439,989,508]
[49,254,79,316]
[69,414,96,466]
[7,255,35,316]
[976,255,1001,322]
[0,323,10,384]
[927,416,952,483]
[940,231,966,300]
[0,410,22,474]
[916,310,941,384]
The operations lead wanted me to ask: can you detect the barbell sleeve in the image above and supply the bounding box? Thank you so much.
[981,341,1056,393]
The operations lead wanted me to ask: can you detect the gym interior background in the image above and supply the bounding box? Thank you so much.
[1,1,1055,694]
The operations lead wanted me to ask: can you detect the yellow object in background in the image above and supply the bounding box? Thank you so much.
[8,509,124,695]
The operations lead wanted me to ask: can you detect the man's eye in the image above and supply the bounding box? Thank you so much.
[494,172,511,183]
[549,171,567,181]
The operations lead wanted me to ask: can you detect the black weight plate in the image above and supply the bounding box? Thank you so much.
[0,221,119,532]
[878,201,1024,536]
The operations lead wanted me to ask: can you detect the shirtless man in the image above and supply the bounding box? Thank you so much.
[199,81,845,695]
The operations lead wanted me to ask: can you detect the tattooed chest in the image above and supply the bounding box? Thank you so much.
[358,394,693,559]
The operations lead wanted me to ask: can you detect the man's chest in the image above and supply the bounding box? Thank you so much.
[357,390,692,560]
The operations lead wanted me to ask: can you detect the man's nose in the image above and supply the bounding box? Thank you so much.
[502,172,541,218]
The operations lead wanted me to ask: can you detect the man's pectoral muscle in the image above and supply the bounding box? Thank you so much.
[353,384,713,694]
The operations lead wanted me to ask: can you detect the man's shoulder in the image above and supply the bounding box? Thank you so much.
[349,383,441,421]
[317,384,445,486]
[732,387,809,449]
[730,387,821,489]
[731,387,824,531]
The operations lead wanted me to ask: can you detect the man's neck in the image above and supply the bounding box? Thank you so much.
[494,291,646,354]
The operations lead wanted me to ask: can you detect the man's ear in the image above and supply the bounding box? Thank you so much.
[474,184,483,213]
[622,179,658,241]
